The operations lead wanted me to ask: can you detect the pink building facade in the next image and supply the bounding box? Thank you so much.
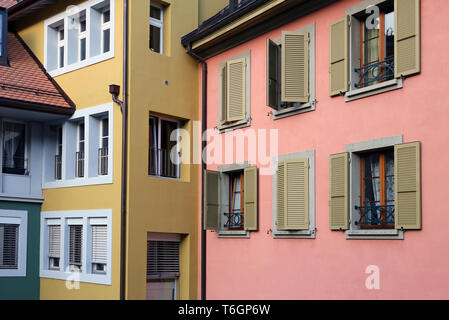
[183,0,449,299]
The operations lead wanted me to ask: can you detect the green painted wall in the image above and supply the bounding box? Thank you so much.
[0,201,41,300]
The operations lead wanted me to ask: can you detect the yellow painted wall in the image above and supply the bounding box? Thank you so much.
[125,0,200,300]
[15,0,124,300]
[198,0,228,25]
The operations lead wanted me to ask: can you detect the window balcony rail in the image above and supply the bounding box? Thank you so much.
[149,147,179,179]
[2,155,28,175]
[98,147,108,176]
[75,151,84,178]
[224,210,244,229]
[55,155,62,180]
[354,57,394,89]
[355,204,395,228]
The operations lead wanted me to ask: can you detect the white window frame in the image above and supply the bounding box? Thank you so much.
[101,7,111,54]
[44,0,115,77]
[40,210,112,285]
[78,14,87,62]
[0,209,27,277]
[149,3,164,54]
[2,119,29,176]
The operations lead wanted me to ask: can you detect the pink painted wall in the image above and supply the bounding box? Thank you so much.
[203,0,449,299]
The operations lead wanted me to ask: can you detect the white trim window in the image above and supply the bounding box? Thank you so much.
[101,8,111,54]
[99,118,109,176]
[2,120,28,176]
[79,13,87,62]
[57,26,65,68]
[149,3,163,54]
[0,210,27,277]
[55,126,63,180]
[76,122,85,178]
[40,210,112,285]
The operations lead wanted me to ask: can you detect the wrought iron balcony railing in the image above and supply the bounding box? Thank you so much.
[355,57,394,89]
[355,204,395,228]
[224,210,244,229]
[55,155,62,180]
[98,147,108,176]
[75,151,84,178]
[2,155,28,175]
[149,147,179,179]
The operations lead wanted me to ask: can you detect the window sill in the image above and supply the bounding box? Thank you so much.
[272,102,316,120]
[345,78,403,102]
[43,175,113,189]
[48,51,114,78]
[40,269,111,285]
[217,230,250,238]
[273,229,316,239]
[148,175,180,181]
[218,118,251,133]
[345,229,404,240]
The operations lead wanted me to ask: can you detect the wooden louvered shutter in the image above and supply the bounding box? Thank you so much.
[329,16,349,96]
[0,224,18,269]
[284,159,309,230]
[226,58,246,122]
[267,38,280,109]
[48,225,61,259]
[329,153,349,230]
[69,225,83,267]
[395,142,421,229]
[281,31,309,103]
[204,170,220,231]
[394,0,420,77]
[276,162,286,230]
[147,240,180,279]
[244,166,258,231]
[92,225,107,264]
[220,64,228,124]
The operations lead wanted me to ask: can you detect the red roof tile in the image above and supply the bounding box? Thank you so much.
[0,0,18,9]
[0,33,75,113]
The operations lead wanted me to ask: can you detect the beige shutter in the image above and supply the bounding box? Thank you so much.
[267,38,280,109]
[276,162,286,230]
[281,31,309,103]
[220,64,228,124]
[394,0,420,77]
[284,159,309,230]
[394,142,421,229]
[329,16,349,96]
[243,166,258,231]
[329,153,349,230]
[226,58,246,122]
[204,170,220,231]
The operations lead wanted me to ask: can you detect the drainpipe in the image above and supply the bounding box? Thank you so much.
[186,44,207,300]
[110,0,129,301]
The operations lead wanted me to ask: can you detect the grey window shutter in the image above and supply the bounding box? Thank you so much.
[276,162,286,230]
[204,170,220,231]
[284,159,309,230]
[0,224,19,269]
[243,166,258,231]
[92,225,107,264]
[329,153,349,230]
[329,16,349,96]
[69,225,83,267]
[49,225,61,259]
[226,58,246,122]
[266,38,280,109]
[147,240,180,279]
[220,64,228,124]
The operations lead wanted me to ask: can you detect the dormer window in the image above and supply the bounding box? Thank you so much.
[0,7,8,66]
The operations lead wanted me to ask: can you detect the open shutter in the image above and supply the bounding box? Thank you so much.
[284,159,309,230]
[329,16,349,96]
[204,170,220,231]
[244,166,258,231]
[226,58,246,122]
[49,225,61,259]
[92,225,107,264]
[281,31,309,103]
[267,38,280,109]
[395,142,421,229]
[220,64,228,124]
[394,0,420,77]
[276,162,286,230]
[329,153,349,230]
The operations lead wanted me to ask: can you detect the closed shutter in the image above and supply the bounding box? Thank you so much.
[395,142,421,229]
[204,170,220,231]
[69,225,83,266]
[394,0,420,77]
[329,16,349,96]
[48,225,61,259]
[329,153,349,230]
[243,166,258,231]
[226,58,246,122]
[0,224,18,269]
[92,225,107,264]
[276,162,286,230]
[147,240,180,279]
[267,38,280,109]
[220,64,228,124]
[284,159,309,230]
[281,31,309,103]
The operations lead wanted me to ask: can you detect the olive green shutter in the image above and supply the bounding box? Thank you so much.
[204,170,220,231]
[267,38,280,109]
[284,159,309,230]
[394,0,420,77]
[394,142,421,229]
[276,162,286,230]
[244,166,258,231]
[220,64,228,124]
[281,31,309,103]
[329,153,349,230]
[329,16,349,96]
[226,58,246,122]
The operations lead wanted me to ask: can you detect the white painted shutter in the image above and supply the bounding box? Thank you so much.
[92,225,107,264]
[48,225,61,258]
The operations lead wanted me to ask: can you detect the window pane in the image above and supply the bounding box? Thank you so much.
[103,9,110,23]
[2,122,26,174]
[80,38,86,61]
[102,118,109,137]
[150,25,161,53]
[385,11,395,58]
[80,19,87,33]
[59,29,64,41]
[363,152,380,205]
[149,117,158,176]
[103,29,110,53]
[59,46,64,68]
[385,149,395,203]
[150,6,162,20]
